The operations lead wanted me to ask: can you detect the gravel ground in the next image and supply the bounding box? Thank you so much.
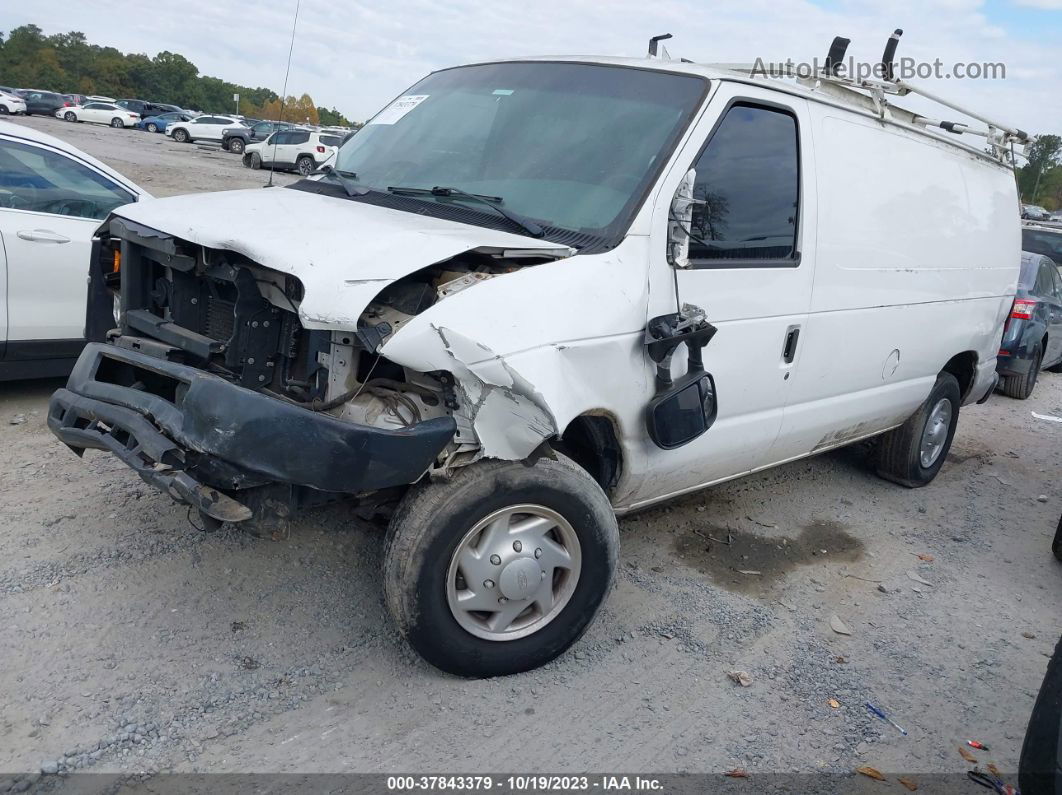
[1,113,1060,790]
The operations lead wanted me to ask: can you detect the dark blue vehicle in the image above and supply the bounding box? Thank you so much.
[136,111,191,133]
[997,252,1062,399]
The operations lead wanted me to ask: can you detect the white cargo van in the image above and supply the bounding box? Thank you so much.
[49,45,1024,676]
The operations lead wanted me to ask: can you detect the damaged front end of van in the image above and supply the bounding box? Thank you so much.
[47,191,590,527]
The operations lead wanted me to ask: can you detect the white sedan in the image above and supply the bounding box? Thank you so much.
[0,120,150,379]
[57,102,140,128]
[0,90,27,115]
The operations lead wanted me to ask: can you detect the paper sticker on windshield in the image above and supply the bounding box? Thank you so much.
[370,95,429,125]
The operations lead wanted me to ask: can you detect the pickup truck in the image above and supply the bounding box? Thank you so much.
[222,120,296,154]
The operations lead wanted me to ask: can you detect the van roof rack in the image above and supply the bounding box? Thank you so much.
[697,30,1029,163]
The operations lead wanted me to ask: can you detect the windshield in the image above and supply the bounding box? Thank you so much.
[334,62,706,237]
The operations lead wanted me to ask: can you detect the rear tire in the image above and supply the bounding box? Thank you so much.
[110,117,123,128]
[1053,513,1062,562]
[383,454,619,677]
[1002,344,1041,399]
[876,372,960,488]
[172,128,189,143]
[1046,355,1062,374]
[296,155,314,176]
[229,137,245,154]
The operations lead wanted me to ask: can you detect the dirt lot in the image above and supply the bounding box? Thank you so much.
[1,113,1060,788]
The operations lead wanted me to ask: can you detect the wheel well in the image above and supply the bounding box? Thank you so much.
[554,414,622,492]
[942,351,977,401]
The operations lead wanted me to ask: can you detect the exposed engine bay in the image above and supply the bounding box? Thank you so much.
[96,219,571,481]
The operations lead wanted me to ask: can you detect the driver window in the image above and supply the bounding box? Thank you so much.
[0,139,135,220]
[686,103,800,265]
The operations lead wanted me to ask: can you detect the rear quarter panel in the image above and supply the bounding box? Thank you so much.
[776,108,1019,457]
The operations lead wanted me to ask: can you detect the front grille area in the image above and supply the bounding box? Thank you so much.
[204,296,236,341]
[111,219,327,400]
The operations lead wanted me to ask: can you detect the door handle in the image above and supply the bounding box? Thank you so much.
[18,229,70,244]
[782,327,800,363]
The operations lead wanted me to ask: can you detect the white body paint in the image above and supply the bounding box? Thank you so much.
[110,57,1020,511]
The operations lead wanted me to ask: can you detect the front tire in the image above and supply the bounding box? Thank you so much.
[1002,344,1041,400]
[1053,513,1062,562]
[0,105,9,115]
[64,111,76,122]
[383,455,619,677]
[172,128,189,143]
[876,372,960,488]
[248,153,261,170]
[146,122,158,133]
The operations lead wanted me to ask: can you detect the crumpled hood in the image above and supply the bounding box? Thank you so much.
[112,186,573,330]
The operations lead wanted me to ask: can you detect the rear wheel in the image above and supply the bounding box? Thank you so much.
[1053,514,1062,562]
[229,137,245,154]
[64,111,76,122]
[876,372,960,488]
[146,122,158,133]
[1002,344,1041,399]
[296,155,314,176]
[172,128,189,143]
[110,117,124,128]
[1046,354,1062,374]
[383,455,619,677]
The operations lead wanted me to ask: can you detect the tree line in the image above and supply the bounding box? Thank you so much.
[0,24,357,127]
[1020,134,1062,211]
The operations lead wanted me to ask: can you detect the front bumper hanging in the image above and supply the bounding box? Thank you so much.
[48,343,457,521]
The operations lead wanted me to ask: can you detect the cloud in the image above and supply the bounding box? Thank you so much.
[1,0,1059,133]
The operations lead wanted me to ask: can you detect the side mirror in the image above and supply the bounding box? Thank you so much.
[644,304,719,449]
[647,372,717,450]
[667,168,698,269]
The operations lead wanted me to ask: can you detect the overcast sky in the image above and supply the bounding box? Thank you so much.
[3,0,1061,133]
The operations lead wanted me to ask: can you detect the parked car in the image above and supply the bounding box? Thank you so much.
[221,120,296,154]
[0,120,148,380]
[59,102,140,128]
[1023,222,1062,267]
[166,115,245,143]
[997,252,1062,398]
[85,94,116,103]
[21,90,68,117]
[48,55,1020,677]
[115,99,151,117]
[1023,204,1051,221]
[137,111,192,133]
[243,130,342,175]
[0,90,27,115]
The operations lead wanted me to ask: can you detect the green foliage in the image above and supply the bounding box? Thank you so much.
[1019,134,1062,210]
[0,23,356,126]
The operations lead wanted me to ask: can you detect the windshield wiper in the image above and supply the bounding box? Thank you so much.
[309,165,367,197]
[387,185,544,238]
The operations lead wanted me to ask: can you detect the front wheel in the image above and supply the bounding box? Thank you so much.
[64,111,76,122]
[248,152,261,170]
[172,128,189,143]
[876,372,960,487]
[383,455,619,677]
[146,122,158,133]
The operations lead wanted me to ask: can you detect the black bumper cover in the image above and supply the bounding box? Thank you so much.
[48,343,457,520]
